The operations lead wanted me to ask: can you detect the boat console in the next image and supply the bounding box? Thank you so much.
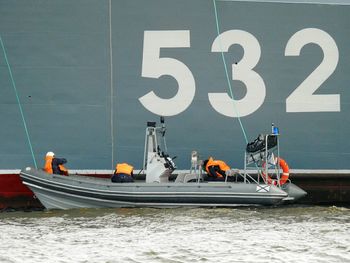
[143,117,176,183]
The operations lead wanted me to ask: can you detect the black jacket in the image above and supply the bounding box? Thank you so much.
[52,157,67,175]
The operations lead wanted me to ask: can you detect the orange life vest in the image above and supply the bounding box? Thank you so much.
[205,157,230,178]
[44,156,54,174]
[115,163,133,176]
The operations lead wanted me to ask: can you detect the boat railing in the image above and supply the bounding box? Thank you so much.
[225,171,260,184]
[244,132,280,186]
[178,127,283,186]
[179,149,272,185]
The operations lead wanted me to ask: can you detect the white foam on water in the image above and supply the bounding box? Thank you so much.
[0,206,349,263]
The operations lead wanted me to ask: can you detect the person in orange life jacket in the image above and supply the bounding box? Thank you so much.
[43,151,68,176]
[111,163,134,183]
[202,157,230,181]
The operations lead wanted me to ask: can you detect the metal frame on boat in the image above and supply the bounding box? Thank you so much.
[19,118,307,210]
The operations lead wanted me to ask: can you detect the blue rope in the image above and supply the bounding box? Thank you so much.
[0,36,37,168]
[212,0,249,144]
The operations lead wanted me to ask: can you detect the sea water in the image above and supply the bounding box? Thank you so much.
[0,206,349,263]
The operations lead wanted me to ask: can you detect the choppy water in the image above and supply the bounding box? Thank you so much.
[0,206,349,263]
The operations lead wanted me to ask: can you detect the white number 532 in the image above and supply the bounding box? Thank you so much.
[139,28,340,117]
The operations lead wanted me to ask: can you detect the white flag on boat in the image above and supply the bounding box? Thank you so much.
[256,185,270,192]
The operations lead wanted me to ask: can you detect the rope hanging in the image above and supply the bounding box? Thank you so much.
[212,0,249,144]
[0,36,37,168]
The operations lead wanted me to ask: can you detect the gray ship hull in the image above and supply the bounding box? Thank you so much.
[0,0,349,172]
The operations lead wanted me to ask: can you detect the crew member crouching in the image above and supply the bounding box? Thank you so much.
[203,157,230,181]
[111,163,134,183]
[43,151,68,176]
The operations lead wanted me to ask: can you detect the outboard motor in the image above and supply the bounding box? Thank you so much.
[143,117,176,183]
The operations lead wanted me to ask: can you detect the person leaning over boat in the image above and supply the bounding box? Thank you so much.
[43,151,68,176]
[111,163,134,183]
[202,157,230,181]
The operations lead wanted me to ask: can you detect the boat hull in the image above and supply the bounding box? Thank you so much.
[20,168,289,209]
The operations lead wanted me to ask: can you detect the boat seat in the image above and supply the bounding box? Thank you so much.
[175,173,185,182]
[175,173,201,183]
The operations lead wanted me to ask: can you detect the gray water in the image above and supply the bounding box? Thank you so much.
[0,206,349,263]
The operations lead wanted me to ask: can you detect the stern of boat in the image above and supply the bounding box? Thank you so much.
[281,182,307,203]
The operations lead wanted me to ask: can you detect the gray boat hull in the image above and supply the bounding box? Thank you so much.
[20,167,303,210]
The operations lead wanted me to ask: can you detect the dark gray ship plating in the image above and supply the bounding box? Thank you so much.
[0,0,349,174]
